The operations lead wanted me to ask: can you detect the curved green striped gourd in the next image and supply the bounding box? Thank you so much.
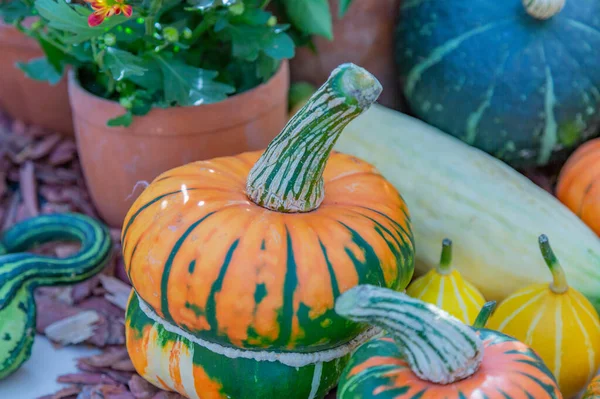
[124,64,415,398]
[396,0,600,167]
[335,285,561,398]
[0,213,112,379]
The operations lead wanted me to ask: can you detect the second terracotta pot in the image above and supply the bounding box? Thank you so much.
[0,21,73,135]
[289,0,401,109]
[69,61,290,228]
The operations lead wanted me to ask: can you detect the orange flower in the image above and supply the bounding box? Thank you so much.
[85,0,133,27]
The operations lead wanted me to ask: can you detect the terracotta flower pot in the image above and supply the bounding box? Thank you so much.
[289,0,401,109]
[68,61,290,228]
[0,21,73,135]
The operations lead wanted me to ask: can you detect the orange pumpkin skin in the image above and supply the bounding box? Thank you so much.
[122,150,414,351]
[584,375,600,399]
[556,138,600,235]
[337,333,561,399]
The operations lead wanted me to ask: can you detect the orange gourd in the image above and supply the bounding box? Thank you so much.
[122,64,415,398]
[584,375,600,399]
[556,138,600,235]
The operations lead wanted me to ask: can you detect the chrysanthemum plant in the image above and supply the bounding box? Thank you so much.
[0,0,307,126]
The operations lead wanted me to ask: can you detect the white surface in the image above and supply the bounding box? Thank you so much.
[0,335,99,399]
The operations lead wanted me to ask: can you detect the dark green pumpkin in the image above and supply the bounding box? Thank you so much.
[395,0,600,167]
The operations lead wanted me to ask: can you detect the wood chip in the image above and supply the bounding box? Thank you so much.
[20,132,62,161]
[44,310,100,345]
[2,191,20,230]
[82,348,129,368]
[57,373,119,386]
[49,139,77,165]
[128,375,159,399]
[48,385,82,399]
[19,161,39,217]
[99,275,132,311]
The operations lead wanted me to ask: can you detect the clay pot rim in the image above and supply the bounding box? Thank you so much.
[0,19,41,51]
[67,60,289,135]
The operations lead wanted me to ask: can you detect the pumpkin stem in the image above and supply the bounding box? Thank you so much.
[523,0,565,20]
[335,285,483,385]
[437,238,453,275]
[246,63,382,213]
[538,234,569,294]
[472,301,496,329]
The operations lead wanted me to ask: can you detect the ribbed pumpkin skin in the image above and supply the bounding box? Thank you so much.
[584,375,600,399]
[122,150,414,352]
[406,268,485,324]
[487,283,600,398]
[126,293,352,399]
[395,0,600,167]
[337,331,561,399]
[556,138,600,235]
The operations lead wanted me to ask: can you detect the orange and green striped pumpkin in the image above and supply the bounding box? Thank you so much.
[123,64,415,398]
[335,285,561,399]
[584,375,600,399]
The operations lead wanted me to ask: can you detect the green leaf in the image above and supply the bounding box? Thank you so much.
[126,57,163,92]
[0,1,34,23]
[281,0,332,40]
[38,37,70,74]
[154,55,235,106]
[103,48,147,81]
[107,111,133,127]
[16,57,62,85]
[263,32,295,60]
[256,54,279,82]
[338,0,353,18]
[35,0,128,44]
[226,25,294,61]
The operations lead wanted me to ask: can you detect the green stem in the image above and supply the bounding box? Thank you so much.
[246,63,382,213]
[538,234,569,294]
[335,285,483,384]
[145,0,163,36]
[437,238,453,275]
[188,17,211,45]
[472,301,496,329]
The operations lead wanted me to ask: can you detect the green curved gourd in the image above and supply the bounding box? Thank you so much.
[335,285,561,398]
[0,213,112,379]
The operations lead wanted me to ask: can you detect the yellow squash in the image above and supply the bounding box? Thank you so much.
[406,239,485,324]
[488,234,600,398]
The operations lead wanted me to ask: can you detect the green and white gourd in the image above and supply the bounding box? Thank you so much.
[0,213,112,379]
[334,285,561,398]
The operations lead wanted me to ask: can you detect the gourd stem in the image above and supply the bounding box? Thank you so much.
[523,0,565,20]
[335,285,483,384]
[437,238,453,275]
[246,63,382,213]
[538,234,569,294]
[472,301,496,329]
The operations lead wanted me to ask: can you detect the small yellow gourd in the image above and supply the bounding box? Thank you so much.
[488,234,600,399]
[406,238,485,324]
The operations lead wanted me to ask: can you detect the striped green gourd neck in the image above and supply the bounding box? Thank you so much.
[436,238,453,275]
[335,285,483,384]
[0,213,111,379]
[246,63,382,213]
[538,234,569,294]
[524,0,565,19]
